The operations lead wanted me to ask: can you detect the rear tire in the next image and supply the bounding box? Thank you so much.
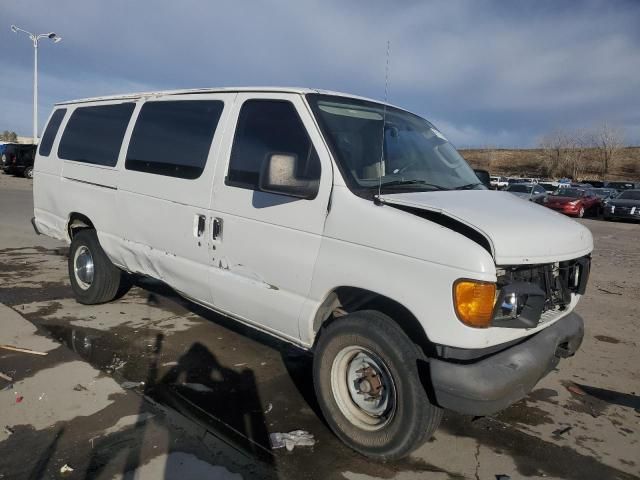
[68,229,129,304]
[577,206,585,218]
[313,310,442,460]
[23,166,33,179]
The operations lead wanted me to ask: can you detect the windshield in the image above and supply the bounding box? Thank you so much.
[306,94,483,197]
[552,188,583,198]
[618,190,640,200]
[507,184,533,193]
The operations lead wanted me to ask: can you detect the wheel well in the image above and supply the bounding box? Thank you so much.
[313,287,436,357]
[67,213,94,240]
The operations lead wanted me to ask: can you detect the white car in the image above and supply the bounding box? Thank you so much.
[32,87,593,460]
[490,175,508,190]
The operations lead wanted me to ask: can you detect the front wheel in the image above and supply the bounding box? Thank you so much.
[23,166,33,179]
[68,229,131,304]
[313,311,442,460]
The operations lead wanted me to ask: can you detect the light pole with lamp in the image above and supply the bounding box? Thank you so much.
[10,25,62,143]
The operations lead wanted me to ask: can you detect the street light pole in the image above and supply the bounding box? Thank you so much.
[10,25,62,143]
[33,37,38,143]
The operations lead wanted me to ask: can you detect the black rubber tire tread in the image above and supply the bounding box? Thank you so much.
[313,310,442,460]
[68,229,125,304]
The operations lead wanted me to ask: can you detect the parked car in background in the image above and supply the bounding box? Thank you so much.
[505,183,547,203]
[606,181,639,192]
[490,175,508,190]
[508,178,528,185]
[474,169,491,189]
[591,188,617,201]
[0,142,15,156]
[538,182,558,192]
[581,180,604,188]
[0,143,19,170]
[603,190,640,222]
[1,143,37,178]
[543,188,601,218]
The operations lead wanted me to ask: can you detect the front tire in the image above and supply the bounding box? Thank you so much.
[68,229,129,304]
[23,166,33,179]
[313,311,442,460]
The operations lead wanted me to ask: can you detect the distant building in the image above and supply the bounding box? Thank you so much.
[17,135,37,144]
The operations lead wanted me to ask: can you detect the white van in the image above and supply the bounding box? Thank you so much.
[32,87,592,459]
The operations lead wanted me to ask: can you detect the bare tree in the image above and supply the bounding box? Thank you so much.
[539,129,571,177]
[540,128,593,179]
[0,130,18,142]
[592,122,625,178]
[564,129,589,180]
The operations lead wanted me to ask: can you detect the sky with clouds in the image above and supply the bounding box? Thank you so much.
[1,0,639,147]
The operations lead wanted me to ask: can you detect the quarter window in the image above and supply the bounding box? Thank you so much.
[38,109,66,157]
[58,103,135,166]
[126,100,224,179]
[227,100,320,190]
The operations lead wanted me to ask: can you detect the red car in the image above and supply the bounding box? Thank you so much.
[543,188,601,217]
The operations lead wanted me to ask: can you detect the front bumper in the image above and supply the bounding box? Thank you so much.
[430,312,584,416]
[603,207,640,220]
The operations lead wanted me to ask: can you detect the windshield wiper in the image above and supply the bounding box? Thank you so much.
[453,182,483,190]
[379,180,450,191]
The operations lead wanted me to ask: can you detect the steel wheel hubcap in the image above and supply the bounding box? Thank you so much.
[331,346,397,431]
[74,245,94,290]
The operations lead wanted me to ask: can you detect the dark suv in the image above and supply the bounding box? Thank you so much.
[1,143,37,178]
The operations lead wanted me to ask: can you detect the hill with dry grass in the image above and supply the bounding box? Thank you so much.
[460,146,640,181]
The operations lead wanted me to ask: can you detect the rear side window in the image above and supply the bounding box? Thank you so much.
[58,103,135,166]
[38,109,66,157]
[227,100,320,190]
[125,100,224,179]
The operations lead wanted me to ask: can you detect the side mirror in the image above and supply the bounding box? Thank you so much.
[259,153,319,200]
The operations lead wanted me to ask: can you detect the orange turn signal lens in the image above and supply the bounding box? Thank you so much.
[453,280,497,328]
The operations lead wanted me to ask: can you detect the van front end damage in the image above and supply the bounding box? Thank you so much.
[428,254,590,416]
[491,255,590,329]
[429,311,584,416]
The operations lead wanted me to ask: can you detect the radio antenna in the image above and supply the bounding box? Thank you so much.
[377,40,391,201]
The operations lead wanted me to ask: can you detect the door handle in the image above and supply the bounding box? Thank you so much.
[212,217,223,240]
[194,214,206,238]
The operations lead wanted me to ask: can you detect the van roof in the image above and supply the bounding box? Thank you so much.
[55,87,386,107]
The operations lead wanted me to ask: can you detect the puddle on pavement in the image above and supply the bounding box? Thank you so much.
[6,248,636,479]
[33,320,466,480]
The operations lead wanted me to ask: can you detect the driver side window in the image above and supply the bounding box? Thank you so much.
[226,100,321,191]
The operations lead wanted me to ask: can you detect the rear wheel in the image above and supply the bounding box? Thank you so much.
[68,229,130,304]
[313,311,442,460]
[577,206,585,218]
[23,166,33,179]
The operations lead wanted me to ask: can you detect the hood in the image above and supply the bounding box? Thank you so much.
[379,190,593,265]
[609,199,640,207]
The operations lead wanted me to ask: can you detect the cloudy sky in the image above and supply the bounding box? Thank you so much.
[1,0,639,147]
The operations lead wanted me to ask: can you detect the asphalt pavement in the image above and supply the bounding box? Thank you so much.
[1,173,638,479]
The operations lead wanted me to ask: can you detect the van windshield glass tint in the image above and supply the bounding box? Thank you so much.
[39,109,66,157]
[58,103,135,166]
[126,100,224,179]
[508,185,532,193]
[306,94,481,198]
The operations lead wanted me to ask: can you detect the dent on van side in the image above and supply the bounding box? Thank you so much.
[32,87,592,460]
